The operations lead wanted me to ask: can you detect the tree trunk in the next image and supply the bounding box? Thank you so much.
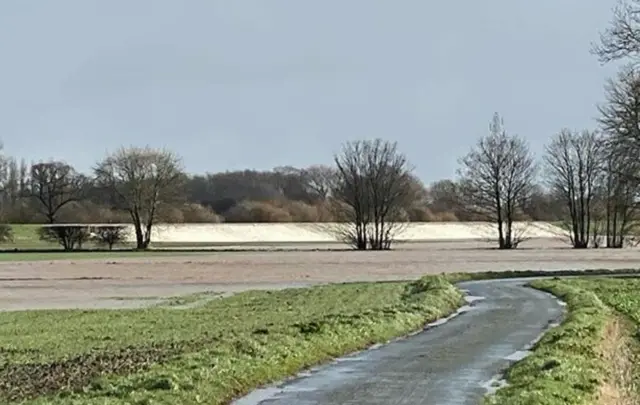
[135,226,145,249]
[497,219,506,249]
[142,224,152,249]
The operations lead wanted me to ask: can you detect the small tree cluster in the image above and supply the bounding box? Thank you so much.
[584,11,640,247]
[543,130,604,248]
[332,139,416,250]
[38,225,91,251]
[37,225,128,251]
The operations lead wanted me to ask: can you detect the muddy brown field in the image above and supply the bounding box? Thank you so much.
[2,238,640,311]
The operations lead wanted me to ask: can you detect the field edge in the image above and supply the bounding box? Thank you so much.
[483,277,639,405]
[0,276,466,405]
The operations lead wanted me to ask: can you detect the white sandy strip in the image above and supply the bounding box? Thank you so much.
[82,221,566,244]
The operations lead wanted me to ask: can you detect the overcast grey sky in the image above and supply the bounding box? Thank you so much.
[0,1,621,182]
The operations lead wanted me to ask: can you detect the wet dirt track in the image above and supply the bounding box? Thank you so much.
[234,279,565,405]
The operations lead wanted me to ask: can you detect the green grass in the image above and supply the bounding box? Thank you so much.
[4,224,52,249]
[484,276,640,405]
[483,278,610,404]
[5,267,640,404]
[0,276,464,404]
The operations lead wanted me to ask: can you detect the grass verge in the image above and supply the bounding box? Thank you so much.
[483,278,609,404]
[0,276,464,404]
[483,276,640,405]
[598,316,638,404]
[444,268,640,283]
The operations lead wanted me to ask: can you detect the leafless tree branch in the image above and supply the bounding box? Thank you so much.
[593,0,640,64]
[457,113,537,249]
[94,146,184,249]
[543,129,605,248]
[597,66,640,247]
[332,139,415,250]
[29,161,86,224]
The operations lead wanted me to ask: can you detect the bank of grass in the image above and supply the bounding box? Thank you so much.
[0,276,464,404]
[444,268,640,283]
[3,224,50,249]
[484,276,640,405]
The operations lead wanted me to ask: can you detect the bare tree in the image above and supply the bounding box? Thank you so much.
[0,143,10,221]
[457,113,537,249]
[598,66,640,147]
[18,159,28,197]
[271,166,311,202]
[5,158,18,208]
[602,155,640,247]
[38,225,90,251]
[94,147,184,250]
[301,165,338,200]
[520,184,565,222]
[91,225,127,250]
[598,66,640,247]
[427,179,466,219]
[29,161,86,223]
[593,0,640,64]
[543,129,605,248]
[332,139,415,250]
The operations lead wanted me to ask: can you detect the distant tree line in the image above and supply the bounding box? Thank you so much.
[0,103,638,251]
[0,107,635,251]
[0,146,568,227]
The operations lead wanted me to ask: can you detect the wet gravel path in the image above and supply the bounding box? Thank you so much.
[234,279,565,405]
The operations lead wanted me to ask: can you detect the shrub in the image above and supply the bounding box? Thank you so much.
[154,203,185,224]
[314,202,335,222]
[272,200,319,222]
[431,211,459,221]
[263,199,338,222]
[224,200,293,222]
[38,225,90,251]
[181,203,223,223]
[47,201,131,224]
[0,224,13,243]
[406,206,436,222]
[91,225,128,250]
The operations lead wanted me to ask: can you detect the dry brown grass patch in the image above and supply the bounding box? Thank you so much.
[598,316,639,405]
